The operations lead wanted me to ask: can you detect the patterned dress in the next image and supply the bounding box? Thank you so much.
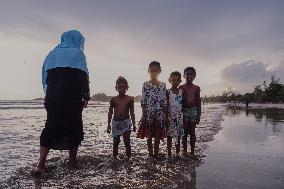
[167,89,184,138]
[137,81,167,139]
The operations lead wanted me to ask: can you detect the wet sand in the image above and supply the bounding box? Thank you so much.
[197,107,284,189]
[2,101,283,188]
[0,101,225,188]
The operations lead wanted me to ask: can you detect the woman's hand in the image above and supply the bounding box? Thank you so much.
[196,116,200,125]
[83,100,88,108]
[107,125,111,133]
[132,125,137,132]
[140,115,146,124]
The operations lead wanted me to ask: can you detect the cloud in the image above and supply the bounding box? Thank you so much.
[273,61,284,79]
[1,0,284,98]
[1,0,284,63]
[220,60,284,88]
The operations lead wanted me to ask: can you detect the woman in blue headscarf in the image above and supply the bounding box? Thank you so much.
[33,30,90,174]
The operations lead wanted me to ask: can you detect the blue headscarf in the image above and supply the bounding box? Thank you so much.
[42,30,89,92]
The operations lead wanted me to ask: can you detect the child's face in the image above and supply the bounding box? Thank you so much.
[148,65,161,80]
[169,75,181,88]
[184,70,196,83]
[116,82,128,95]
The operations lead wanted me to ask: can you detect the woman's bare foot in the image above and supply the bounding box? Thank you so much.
[67,158,78,167]
[190,148,195,155]
[31,166,48,176]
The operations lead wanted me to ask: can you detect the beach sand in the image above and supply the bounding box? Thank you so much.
[0,101,225,188]
[1,101,283,188]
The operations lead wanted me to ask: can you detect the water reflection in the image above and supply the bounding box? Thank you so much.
[175,166,197,189]
[197,106,284,189]
[226,107,284,133]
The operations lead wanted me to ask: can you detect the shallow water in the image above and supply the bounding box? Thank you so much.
[0,101,225,188]
[197,107,284,189]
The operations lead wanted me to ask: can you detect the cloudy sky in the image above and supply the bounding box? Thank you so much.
[0,0,284,99]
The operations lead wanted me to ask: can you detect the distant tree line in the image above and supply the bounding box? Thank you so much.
[34,93,142,102]
[91,93,112,102]
[91,93,142,102]
[202,76,284,104]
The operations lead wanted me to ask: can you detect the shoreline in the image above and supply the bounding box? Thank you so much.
[225,102,284,109]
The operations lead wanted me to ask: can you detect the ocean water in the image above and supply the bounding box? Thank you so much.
[0,101,225,188]
[197,107,284,189]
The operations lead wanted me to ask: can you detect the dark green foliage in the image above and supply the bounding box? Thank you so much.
[203,76,284,103]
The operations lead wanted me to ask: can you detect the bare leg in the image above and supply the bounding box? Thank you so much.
[189,123,196,155]
[113,136,120,159]
[182,134,188,153]
[153,137,160,159]
[176,137,181,155]
[182,120,190,153]
[167,136,172,157]
[69,147,78,163]
[147,138,153,157]
[123,131,131,160]
[37,146,49,170]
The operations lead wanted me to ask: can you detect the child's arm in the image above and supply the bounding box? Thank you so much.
[80,71,91,108]
[165,90,170,127]
[162,84,168,122]
[178,85,185,106]
[141,105,146,124]
[197,86,201,125]
[130,97,136,131]
[107,98,114,133]
[141,84,146,123]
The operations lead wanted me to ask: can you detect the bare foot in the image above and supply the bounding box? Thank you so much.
[167,156,174,163]
[148,153,154,159]
[67,159,78,167]
[31,166,48,176]
[182,151,189,157]
[175,153,181,159]
[126,156,131,162]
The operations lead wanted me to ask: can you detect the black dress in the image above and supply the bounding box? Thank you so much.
[40,67,90,150]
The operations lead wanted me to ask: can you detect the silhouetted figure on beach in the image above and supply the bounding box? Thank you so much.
[179,67,201,156]
[32,30,90,175]
[137,61,167,159]
[166,71,184,158]
[107,76,136,161]
[246,100,249,108]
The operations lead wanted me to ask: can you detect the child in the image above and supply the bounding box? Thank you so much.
[107,76,136,161]
[137,61,167,159]
[180,67,201,155]
[166,71,184,158]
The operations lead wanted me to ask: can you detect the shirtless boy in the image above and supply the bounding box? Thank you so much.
[180,67,201,155]
[107,76,136,160]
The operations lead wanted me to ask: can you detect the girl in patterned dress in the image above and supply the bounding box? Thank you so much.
[166,71,184,158]
[137,61,167,159]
